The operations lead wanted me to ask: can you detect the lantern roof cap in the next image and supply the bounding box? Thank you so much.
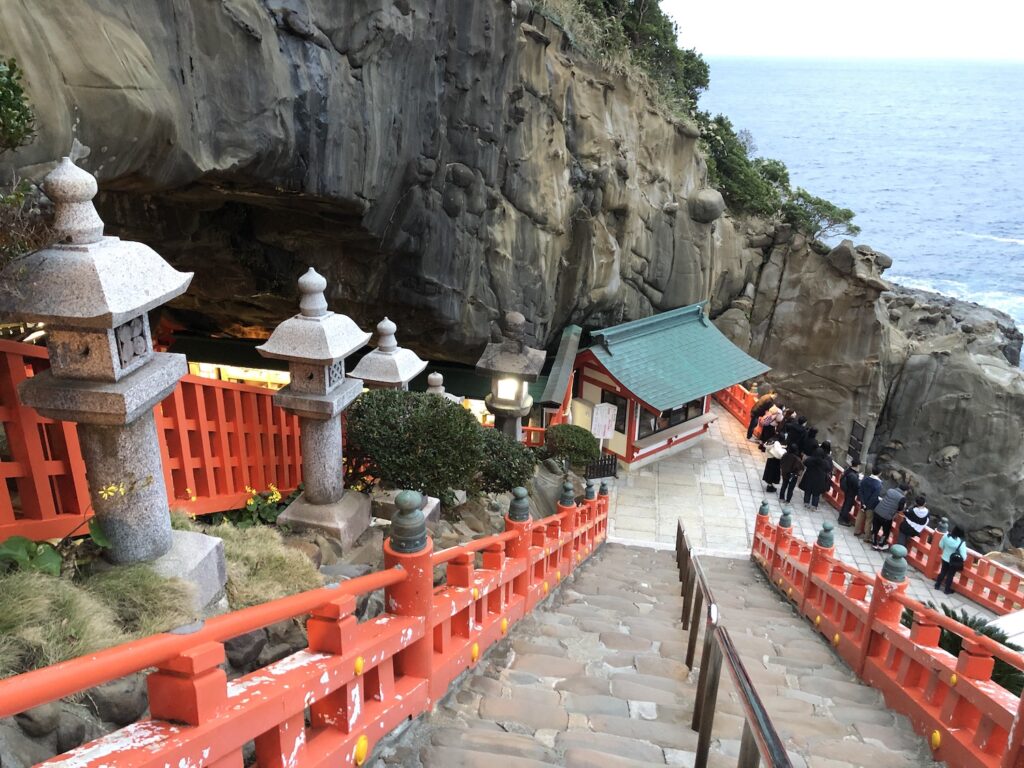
[350,317,427,386]
[257,268,370,365]
[0,158,192,328]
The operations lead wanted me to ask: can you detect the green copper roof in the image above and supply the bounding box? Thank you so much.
[589,303,770,412]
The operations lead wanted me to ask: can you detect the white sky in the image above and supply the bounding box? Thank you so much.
[664,0,1024,60]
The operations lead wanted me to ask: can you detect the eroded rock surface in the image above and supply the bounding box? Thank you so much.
[1,1,1022,545]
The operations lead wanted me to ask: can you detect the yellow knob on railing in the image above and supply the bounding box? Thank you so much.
[556,570,561,582]
[832,633,840,647]
[950,673,958,686]
[501,617,509,635]
[354,656,364,676]
[354,734,369,765]
[471,588,480,600]
[930,730,941,750]
[787,587,793,597]
[471,642,480,663]
[543,581,549,595]
[815,615,821,626]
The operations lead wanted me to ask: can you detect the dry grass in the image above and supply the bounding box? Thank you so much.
[205,523,323,609]
[83,565,197,637]
[0,571,127,678]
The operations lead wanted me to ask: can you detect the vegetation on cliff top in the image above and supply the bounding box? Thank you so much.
[535,0,859,240]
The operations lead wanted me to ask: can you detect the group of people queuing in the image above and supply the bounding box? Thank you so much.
[748,387,967,592]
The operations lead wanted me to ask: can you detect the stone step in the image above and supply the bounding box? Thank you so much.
[376,543,936,768]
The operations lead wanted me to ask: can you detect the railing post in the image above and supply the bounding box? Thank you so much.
[737,720,761,768]
[770,508,793,586]
[505,487,533,601]
[694,633,723,768]
[802,523,835,616]
[685,586,704,669]
[146,640,227,727]
[857,544,909,677]
[382,490,435,696]
[1003,691,1024,768]
[598,480,610,539]
[691,605,720,732]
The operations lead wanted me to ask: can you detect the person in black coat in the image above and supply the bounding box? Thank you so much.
[778,442,803,502]
[782,415,807,448]
[799,427,819,457]
[799,447,831,510]
[762,439,784,492]
[838,461,861,527]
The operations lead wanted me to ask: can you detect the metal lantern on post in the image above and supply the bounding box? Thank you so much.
[474,311,545,440]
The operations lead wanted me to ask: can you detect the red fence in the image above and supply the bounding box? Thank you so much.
[752,511,1024,768]
[715,383,1024,616]
[0,489,609,767]
[0,340,301,541]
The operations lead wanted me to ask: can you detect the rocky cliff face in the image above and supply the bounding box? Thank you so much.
[1,0,1023,547]
[0,0,760,358]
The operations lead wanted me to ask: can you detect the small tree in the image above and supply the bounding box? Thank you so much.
[478,427,537,494]
[781,187,860,240]
[346,390,484,506]
[544,424,600,469]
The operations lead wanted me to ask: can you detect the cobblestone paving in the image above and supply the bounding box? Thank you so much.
[607,403,991,619]
[376,544,936,767]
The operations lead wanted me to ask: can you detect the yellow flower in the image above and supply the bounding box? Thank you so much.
[245,485,257,495]
[268,483,279,493]
[117,482,127,496]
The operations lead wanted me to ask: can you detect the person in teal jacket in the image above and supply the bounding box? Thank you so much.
[934,525,968,595]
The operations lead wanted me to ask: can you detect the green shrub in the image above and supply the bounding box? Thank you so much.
[900,603,1023,696]
[347,389,484,506]
[479,427,538,494]
[544,424,600,468]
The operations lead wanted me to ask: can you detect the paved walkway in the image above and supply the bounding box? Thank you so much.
[607,403,992,619]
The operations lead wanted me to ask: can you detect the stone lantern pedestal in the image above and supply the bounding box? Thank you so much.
[257,269,372,549]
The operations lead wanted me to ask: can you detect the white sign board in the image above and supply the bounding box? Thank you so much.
[590,403,617,440]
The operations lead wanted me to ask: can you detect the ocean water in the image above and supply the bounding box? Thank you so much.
[699,58,1024,330]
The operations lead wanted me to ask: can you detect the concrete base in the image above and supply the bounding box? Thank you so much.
[277,491,372,551]
[371,489,440,523]
[151,529,227,613]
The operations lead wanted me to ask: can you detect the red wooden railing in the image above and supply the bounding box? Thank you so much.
[521,426,546,448]
[0,488,610,767]
[0,340,301,541]
[752,511,1024,768]
[715,383,1024,616]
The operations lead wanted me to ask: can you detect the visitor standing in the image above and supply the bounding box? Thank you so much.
[799,427,819,457]
[872,483,909,551]
[758,405,784,448]
[778,443,802,503]
[799,446,831,510]
[747,387,776,440]
[762,438,785,492]
[855,467,883,539]
[838,460,861,527]
[935,525,968,595]
[897,496,930,548]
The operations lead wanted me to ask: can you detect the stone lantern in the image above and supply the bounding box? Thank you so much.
[350,317,427,390]
[475,311,545,440]
[257,268,372,548]
[0,158,192,565]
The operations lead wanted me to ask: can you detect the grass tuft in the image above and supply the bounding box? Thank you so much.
[205,523,323,609]
[83,565,197,637]
[0,571,127,678]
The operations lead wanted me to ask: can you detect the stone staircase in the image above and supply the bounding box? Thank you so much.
[374,543,938,768]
